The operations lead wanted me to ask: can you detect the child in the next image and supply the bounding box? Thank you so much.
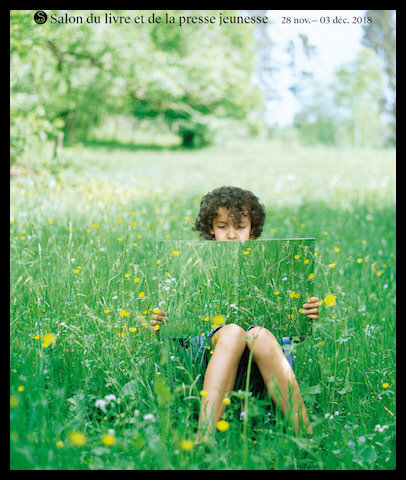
[150,186,320,440]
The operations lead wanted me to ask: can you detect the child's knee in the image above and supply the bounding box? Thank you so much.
[246,326,279,350]
[213,323,246,352]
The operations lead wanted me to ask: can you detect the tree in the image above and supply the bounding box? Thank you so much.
[331,47,384,147]
[362,10,396,144]
[10,9,265,162]
[293,47,385,147]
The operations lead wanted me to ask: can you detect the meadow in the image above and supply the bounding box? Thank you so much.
[10,140,396,469]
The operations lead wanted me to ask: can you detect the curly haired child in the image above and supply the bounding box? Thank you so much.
[150,186,320,441]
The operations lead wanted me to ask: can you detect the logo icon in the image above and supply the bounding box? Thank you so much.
[34,11,48,24]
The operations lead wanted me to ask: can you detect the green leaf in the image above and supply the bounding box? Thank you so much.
[154,374,172,404]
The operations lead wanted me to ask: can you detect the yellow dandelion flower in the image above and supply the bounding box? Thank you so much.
[203,316,210,322]
[273,291,280,296]
[33,334,40,340]
[101,433,116,447]
[181,439,194,451]
[156,259,161,265]
[153,325,160,331]
[304,259,310,264]
[56,440,64,449]
[68,431,87,447]
[129,327,137,333]
[361,239,367,245]
[42,333,56,348]
[200,390,208,397]
[134,277,140,283]
[324,294,336,307]
[308,273,314,280]
[124,273,130,278]
[138,291,145,298]
[119,309,127,317]
[117,332,126,338]
[382,383,389,389]
[294,254,300,260]
[323,231,328,235]
[289,291,300,299]
[334,246,340,253]
[211,314,225,328]
[130,221,137,227]
[222,397,231,406]
[357,258,363,263]
[133,243,138,247]
[172,250,180,257]
[104,309,110,314]
[216,420,230,432]
[117,237,124,242]
[329,263,336,268]
[118,219,122,224]
[73,269,80,274]
[92,223,98,228]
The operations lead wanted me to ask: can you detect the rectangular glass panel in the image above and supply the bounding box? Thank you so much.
[146,239,315,339]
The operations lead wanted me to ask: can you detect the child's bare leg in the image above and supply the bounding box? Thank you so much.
[246,326,313,435]
[196,323,247,442]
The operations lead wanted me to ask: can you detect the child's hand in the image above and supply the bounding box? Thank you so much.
[301,297,320,320]
[150,308,169,332]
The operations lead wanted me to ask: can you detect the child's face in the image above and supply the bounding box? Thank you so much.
[209,207,253,241]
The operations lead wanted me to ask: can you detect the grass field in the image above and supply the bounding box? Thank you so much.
[10,140,396,469]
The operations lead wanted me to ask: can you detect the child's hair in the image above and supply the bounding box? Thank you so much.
[193,186,266,240]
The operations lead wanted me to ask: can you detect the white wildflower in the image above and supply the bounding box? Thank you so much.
[95,399,107,412]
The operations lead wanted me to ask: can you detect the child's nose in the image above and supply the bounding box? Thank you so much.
[227,228,237,240]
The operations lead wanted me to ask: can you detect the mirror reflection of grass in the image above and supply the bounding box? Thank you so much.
[150,239,314,339]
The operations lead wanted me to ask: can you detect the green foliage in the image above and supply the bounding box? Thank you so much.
[293,48,385,147]
[10,9,264,160]
[362,10,396,144]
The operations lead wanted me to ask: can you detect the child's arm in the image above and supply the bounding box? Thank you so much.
[301,297,320,320]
